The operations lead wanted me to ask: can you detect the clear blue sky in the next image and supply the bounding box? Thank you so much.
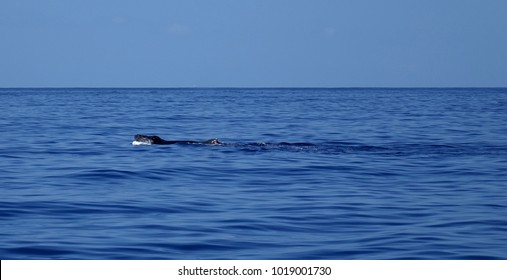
[1,0,506,87]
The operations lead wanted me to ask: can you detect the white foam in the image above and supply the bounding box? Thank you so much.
[132,141,151,146]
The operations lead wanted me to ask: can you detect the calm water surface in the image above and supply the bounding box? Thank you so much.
[1,88,506,259]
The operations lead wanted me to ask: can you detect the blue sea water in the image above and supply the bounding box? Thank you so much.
[1,88,506,260]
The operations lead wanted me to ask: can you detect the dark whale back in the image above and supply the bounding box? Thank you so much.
[149,135,165,144]
[134,134,220,145]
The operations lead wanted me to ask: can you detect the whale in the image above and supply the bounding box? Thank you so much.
[133,134,221,145]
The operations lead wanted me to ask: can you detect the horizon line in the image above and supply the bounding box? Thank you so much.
[1,86,507,89]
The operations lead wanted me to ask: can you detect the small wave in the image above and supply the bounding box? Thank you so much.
[132,141,151,146]
[71,168,140,180]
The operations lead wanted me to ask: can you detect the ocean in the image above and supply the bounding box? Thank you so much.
[1,88,506,259]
